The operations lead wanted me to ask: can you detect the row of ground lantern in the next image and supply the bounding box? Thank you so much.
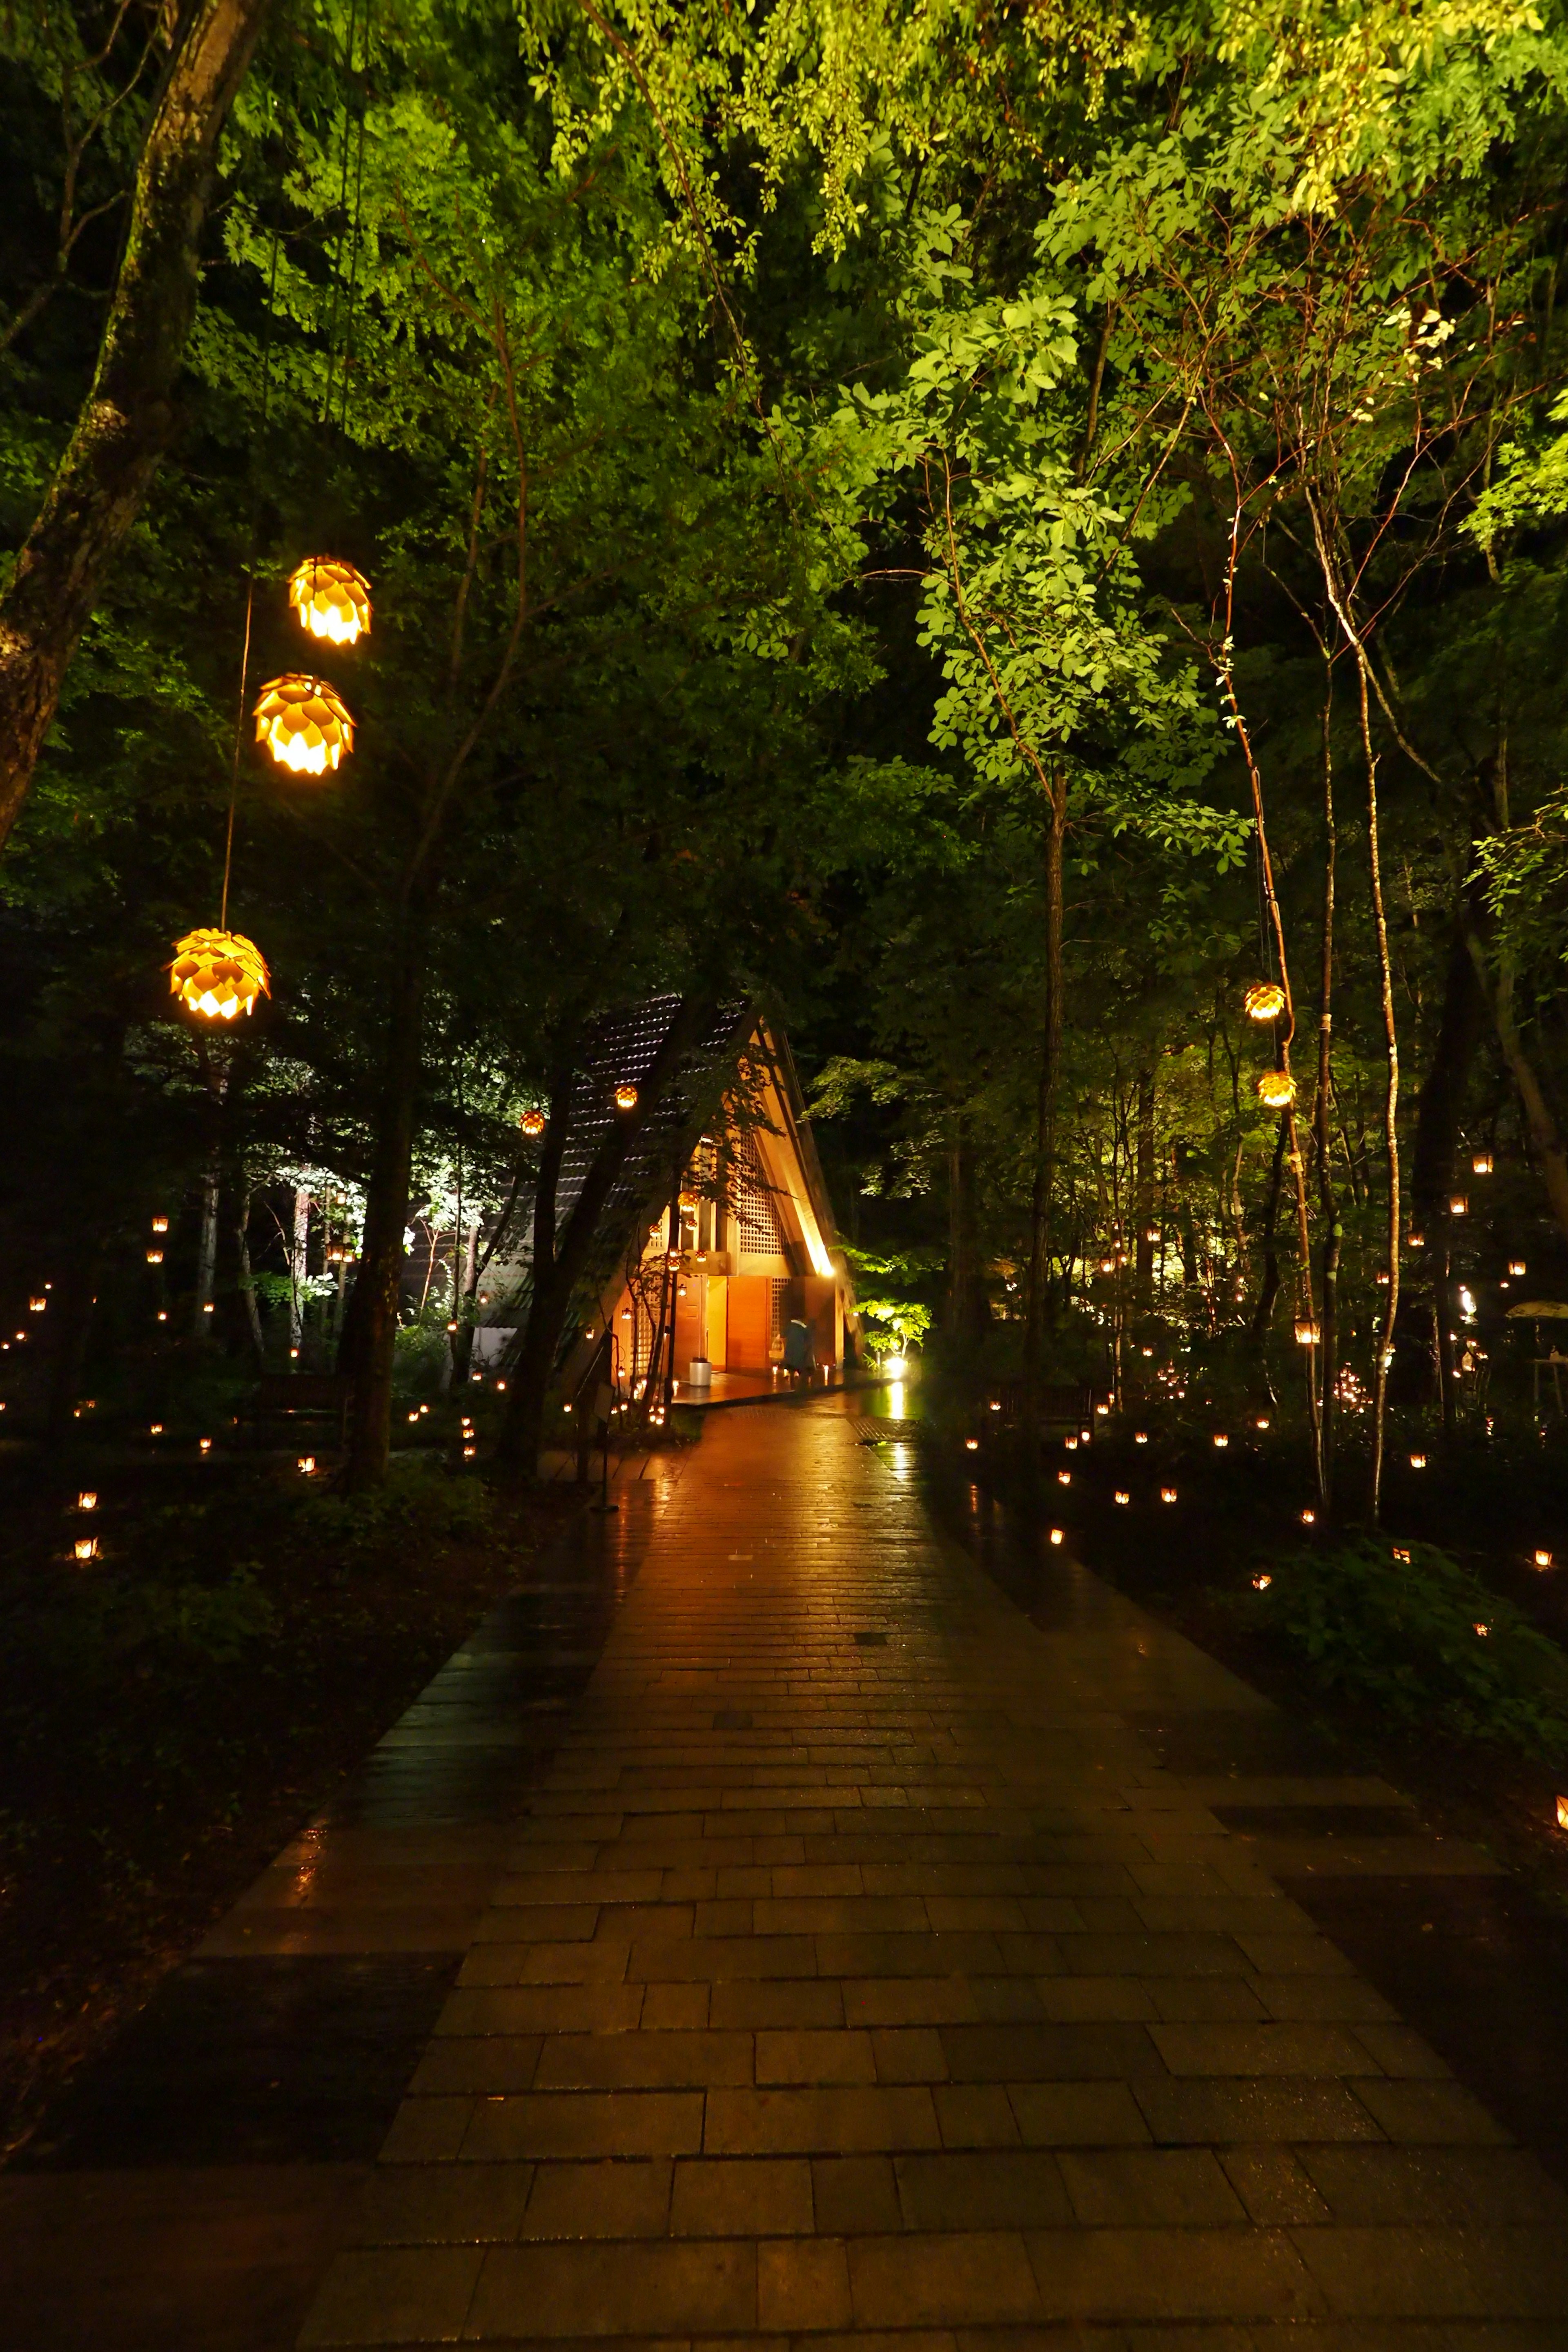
[169,558,371,1022]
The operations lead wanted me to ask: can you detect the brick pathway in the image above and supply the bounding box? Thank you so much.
[299,1397,1568,2347]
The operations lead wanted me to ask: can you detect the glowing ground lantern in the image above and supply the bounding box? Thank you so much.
[615,1084,639,1111]
[152,1216,168,1234]
[1294,1317,1320,1347]
[1256,1068,1295,1109]
[1161,1487,1178,1503]
[1244,980,1285,1022]
[1472,1152,1494,1175]
[1049,1528,1064,1546]
[1535,1549,1554,1570]
[28,1295,45,1313]
[1449,1194,1468,1217]
[1558,1797,1568,1831]
[169,928,270,1021]
[519,1109,546,1138]
[254,674,355,773]
[147,1250,163,1265]
[1510,1259,1527,1276]
[289,557,372,646]
[75,1537,98,1562]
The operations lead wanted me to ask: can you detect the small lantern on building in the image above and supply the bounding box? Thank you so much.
[169,928,270,1021]
[288,556,372,646]
[254,674,355,773]
[1244,980,1286,1022]
[1256,1068,1295,1109]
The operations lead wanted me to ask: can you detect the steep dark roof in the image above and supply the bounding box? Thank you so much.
[553,993,751,1235]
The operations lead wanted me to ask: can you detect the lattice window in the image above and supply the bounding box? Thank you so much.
[735,1133,784,1256]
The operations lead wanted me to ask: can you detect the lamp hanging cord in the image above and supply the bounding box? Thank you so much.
[319,0,363,425]
[220,211,283,930]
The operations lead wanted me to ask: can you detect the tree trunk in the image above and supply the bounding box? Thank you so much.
[288,1185,310,1353]
[237,1191,265,1360]
[1250,1116,1289,1357]
[1023,774,1066,1444]
[1314,672,1338,1515]
[343,891,430,1490]
[0,0,274,853]
[193,1154,220,1340]
[1360,660,1401,1522]
[450,1222,481,1384]
[1134,1066,1156,1307]
[1462,918,1568,1241]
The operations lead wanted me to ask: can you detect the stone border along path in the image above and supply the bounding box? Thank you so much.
[299,1393,1568,2348]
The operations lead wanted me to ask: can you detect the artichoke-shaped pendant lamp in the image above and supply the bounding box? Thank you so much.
[1255,1067,1295,1109]
[169,928,271,1021]
[289,557,372,646]
[254,674,355,773]
[1244,981,1285,1022]
[519,1109,546,1138]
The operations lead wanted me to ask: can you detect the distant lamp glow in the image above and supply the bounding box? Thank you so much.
[1474,1622,1490,1637]
[1408,1230,1425,1249]
[297,1456,316,1474]
[1393,1546,1411,1562]
[1099,1256,1116,1274]
[76,1491,98,1511]
[1256,1068,1295,1109]
[1535,1549,1554,1570]
[1049,1527,1064,1546]
[254,674,354,773]
[152,1216,169,1234]
[74,1537,98,1562]
[519,1109,546,1138]
[884,1354,906,1376]
[1161,1487,1178,1503]
[147,1249,164,1265]
[1510,1260,1527,1276]
[1472,1152,1493,1175]
[1252,1574,1271,1590]
[1114,1490,1130,1505]
[28,1294,46,1312]
[1449,1194,1468,1217]
[1294,1318,1320,1347]
[1134,1431,1148,1445]
[169,928,270,1021]
[1410,1452,1427,1469]
[199,1437,212,1454]
[149,1422,163,1435]
[1213,1433,1229,1448]
[615,1083,639,1111]
[1255,1416,1271,1430]
[965,1437,980,1451]
[1558,1795,1568,1831]
[1301,1508,1316,1524]
[1244,980,1285,1022]
[288,556,372,646]
[1058,1470,1071,1486]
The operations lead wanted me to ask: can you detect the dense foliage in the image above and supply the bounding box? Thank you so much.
[6,0,1568,1508]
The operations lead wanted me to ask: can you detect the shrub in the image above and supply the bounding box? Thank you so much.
[1245,1534,1568,1758]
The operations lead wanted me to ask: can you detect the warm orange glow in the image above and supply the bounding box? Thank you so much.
[519,1109,546,1138]
[75,1538,98,1562]
[1253,1573,1271,1590]
[1535,1549,1553,1570]
[1114,1490,1129,1505]
[169,928,270,1021]
[1294,1318,1320,1346]
[76,1492,97,1511]
[288,556,372,646]
[1472,1152,1493,1175]
[254,674,354,773]
[1244,980,1285,1022]
[28,1295,46,1312]
[1049,1528,1064,1545]
[1449,1194,1468,1217]
[1410,1452,1427,1469]
[1160,1488,1177,1503]
[616,1084,639,1111]
[1256,1068,1295,1108]
[147,1249,163,1264]
[152,1216,168,1234]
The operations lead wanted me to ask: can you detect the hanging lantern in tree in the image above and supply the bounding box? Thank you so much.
[519,1109,546,1138]
[254,674,355,773]
[169,928,270,1021]
[288,557,372,646]
[1256,1069,1295,1109]
[615,1083,639,1111]
[1294,1316,1320,1346]
[1244,981,1285,1022]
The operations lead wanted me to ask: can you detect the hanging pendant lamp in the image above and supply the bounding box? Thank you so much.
[169,928,271,1021]
[254,674,355,773]
[289,557,372,646]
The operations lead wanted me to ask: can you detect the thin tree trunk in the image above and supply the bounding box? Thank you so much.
[1463,924,1568,1239]
[289,1186,309,1353]
[193,1154,220,1340]
[1314,670,1339,1515]
[343,889,430,1490]
[1360,658,1401,1521]
[1250,1116,1289,1358]
[1023,773,1066,1448]
[1134,1066,1156,1307]
[0,0,274,852]
[237,1190,265,1359]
